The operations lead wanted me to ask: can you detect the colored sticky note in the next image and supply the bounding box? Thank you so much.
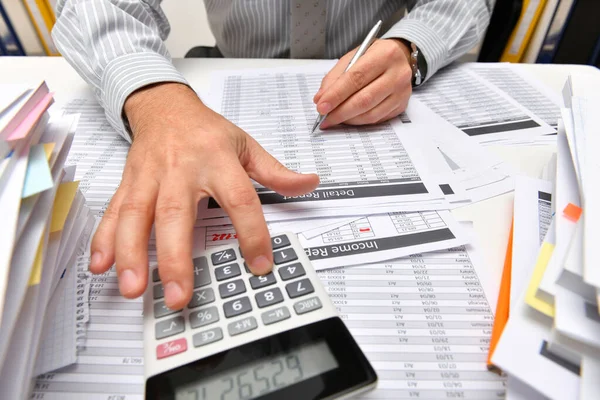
[22,144,53,198]
[42,142,55,161]
[7,92,53,142]
[28,236,44,286]
[563,203,582,222]
[525,241,556,317]
[50,181,79,233]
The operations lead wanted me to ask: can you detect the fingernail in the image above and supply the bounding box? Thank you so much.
[90,251,102,270]
[119,269,139,296]
[251,255,272,275]
[164,281,184,307]
[318,102,332,114]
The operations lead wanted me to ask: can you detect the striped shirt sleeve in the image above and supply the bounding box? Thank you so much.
[52,0,188,143]
[381,0,494,82]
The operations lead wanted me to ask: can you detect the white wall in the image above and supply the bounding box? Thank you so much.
[162,0,216,58]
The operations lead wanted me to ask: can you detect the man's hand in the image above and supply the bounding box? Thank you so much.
[88,82,319,310]
[313,39,413,129]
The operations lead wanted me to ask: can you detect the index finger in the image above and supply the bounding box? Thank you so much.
[211,160,272,276]
[313,48,357,104]
[315,52,385,116]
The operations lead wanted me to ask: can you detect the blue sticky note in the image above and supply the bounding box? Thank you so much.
[22,144,53,198]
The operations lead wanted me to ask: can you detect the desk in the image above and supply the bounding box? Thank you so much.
[0,56,590,396]
[0,57,586,293]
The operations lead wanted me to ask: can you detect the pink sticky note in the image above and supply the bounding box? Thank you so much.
[7,93,54,142]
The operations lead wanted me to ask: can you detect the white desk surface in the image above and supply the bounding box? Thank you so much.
[0,56,592,299]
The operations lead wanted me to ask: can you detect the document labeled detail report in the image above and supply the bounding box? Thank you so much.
[199,66,450,219]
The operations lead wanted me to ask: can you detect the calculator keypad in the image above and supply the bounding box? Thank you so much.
[249,273,276,289]
[218,279,246,299]
[189,306,219,329]
[255,287,284,308]
[278,263,305,281]
[228,316,258,336]
[285,278,314,299]
[151,233,327,362]
[155,316,185,340]
[223,297,252,318]
[215,263,241,281]
[188,288,215,309]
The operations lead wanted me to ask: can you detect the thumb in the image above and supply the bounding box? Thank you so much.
[243,137,320,196]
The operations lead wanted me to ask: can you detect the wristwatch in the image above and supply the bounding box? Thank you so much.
[400,39,427,88]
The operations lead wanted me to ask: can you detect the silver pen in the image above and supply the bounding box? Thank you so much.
[311,19,383,133]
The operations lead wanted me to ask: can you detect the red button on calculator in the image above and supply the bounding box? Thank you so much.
[157,338,187,359]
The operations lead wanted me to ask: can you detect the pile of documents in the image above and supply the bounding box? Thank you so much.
[488,71,600,399]
[0,82,94,398]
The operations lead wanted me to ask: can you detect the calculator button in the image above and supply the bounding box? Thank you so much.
[215,263,241,281]
[154,301,180,318]
[189,306,219,329]
[211,249,237,265]
[274,248,298,265]
[255,288,284,308]
[152,268,160,282]
[155,316,185,340]
[188,288,215,309]
[193,327,223,347]
[293,296,323,315]
[153,284,164,300]
[223,297,252,318]
[192,257,211,288]
[285,278,314,299]
[228,316,258,336]
[271,235,291,250]
[156,338,187,360]
[249,273,276,289]
[243,262,250,273]
[218,279,246,299]
[277,263,306,281]
[261,306,291,325]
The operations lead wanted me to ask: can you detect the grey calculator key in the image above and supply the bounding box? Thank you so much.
[223,297,252,318]
[218,279,246,299]
[255,287,284,308]
[261,306,291,325]
[271,234,291,250]
[154,301,180,318]
[277,263,306,281]
[243,262,250,273]
[285,278,314,299]
[189,306,219,329]
[228,316,258,336]
[153,284,164,300]
[192,257,211,288]
[193,327,223,347]
[155,316,185,340]
[188,287,215,309]
[152,268,160,282]
[211,249,237,265]
[249,273,276,289]
[274,247,298,265]
[293,296,322,315]
[215,263,241,281]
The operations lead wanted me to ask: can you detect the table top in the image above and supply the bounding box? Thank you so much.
[0,56,593,298]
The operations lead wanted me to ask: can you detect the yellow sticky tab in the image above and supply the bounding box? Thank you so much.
[50,181,79,233]
[525,242,555,317]
[43,142,55,161]
[28,238,44,286]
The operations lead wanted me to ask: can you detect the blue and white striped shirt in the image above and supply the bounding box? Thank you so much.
[52,0,493,142]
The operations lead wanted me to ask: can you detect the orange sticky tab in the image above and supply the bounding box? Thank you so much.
[563,203,582,222]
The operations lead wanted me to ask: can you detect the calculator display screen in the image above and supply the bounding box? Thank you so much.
[174,341,337,400]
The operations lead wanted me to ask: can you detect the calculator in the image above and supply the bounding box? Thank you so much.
[143,232,377,400]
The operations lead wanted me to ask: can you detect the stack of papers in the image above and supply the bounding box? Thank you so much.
[488,70,600,399]
[0,81,94,399]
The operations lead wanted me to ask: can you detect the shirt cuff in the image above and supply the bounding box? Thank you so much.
[101,52,189,143]
[381,18,447,83]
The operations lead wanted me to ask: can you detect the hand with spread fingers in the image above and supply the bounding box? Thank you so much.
[313,38,413,129]
[88,82,320,310]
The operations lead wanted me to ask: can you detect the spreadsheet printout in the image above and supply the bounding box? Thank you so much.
[198,67,447,218]
[412,64,554,143]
